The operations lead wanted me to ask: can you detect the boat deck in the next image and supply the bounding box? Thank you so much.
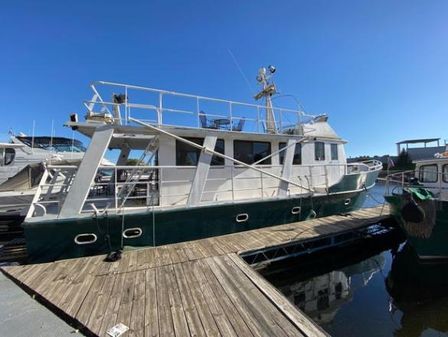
[1,205,391,337]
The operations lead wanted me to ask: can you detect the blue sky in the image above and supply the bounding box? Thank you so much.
[1,0,447,157]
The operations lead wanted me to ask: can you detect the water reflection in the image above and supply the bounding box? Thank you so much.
[264,235,448,337]
[386,244,448,337]
[285,271,350,325]
[277,254,385,325]
[262,182,448,337]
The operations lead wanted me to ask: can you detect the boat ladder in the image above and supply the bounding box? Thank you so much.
[116,136,159,208]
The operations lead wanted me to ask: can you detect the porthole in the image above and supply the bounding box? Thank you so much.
[236,213,249,223]
[291,206,301,215]
[74,233,97,245]
[123,227,143,239]
[344,198,351,206]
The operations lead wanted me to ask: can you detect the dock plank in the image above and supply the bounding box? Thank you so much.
[228,253,329,337]
[190,259,239,337]
[45,258,86,305]
[218,255,303,337]
[129,270,146,337]
[172,262,207,337]
[98,272,127,337]
[144,268,159,337]
[181,261,222,337]
[115,268,138,333]
[156,265,175,337]
[75,274,107,325]
[86,273,117,335]
[205,256,289,337]
[57,256,102,313]
[198,258,256,337]
[164,264,190,337]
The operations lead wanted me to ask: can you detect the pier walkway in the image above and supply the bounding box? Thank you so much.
[1,205,391,337]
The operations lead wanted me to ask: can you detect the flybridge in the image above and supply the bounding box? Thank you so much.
[79,79,317,135]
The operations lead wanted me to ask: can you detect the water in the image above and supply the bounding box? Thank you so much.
[363,181,387,208]
[262,182,448,337]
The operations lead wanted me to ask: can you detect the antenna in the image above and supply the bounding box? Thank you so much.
[71,130,75,159]
[31,120,36,154]
[50,119,54,149]
[254,65,278,134]
[48,119,55,165]
[227,49,254,95]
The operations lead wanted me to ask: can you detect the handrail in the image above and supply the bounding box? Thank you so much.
[27,161,380,218]
[96,164,346,170]
[93,80,309,114]
[85,81,318,135]
[28,147,382,219]
[385,169,448,197]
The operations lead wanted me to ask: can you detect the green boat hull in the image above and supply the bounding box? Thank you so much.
[24,190,368,262]
[385,195,448,260]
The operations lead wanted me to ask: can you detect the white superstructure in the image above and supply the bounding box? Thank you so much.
[25,73,381,221]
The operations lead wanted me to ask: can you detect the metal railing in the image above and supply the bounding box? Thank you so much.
[385,170,448,199]
[84,81,317,134]
[26,160,380,218]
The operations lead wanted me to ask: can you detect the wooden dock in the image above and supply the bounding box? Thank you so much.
[1,205,391,337]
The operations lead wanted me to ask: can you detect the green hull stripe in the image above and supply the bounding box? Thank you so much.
[25,191,367,262]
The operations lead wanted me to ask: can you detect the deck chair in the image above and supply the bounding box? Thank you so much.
[199,111,217,129]
[232,118,245,131]
[199,113,208,128]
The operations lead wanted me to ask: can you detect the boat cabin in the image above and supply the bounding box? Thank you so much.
[414,157,448,200]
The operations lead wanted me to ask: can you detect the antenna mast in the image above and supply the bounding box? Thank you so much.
[254,65,277,134]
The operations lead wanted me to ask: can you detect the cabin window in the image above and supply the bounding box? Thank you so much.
[443,164,448,183]
[16,136,87,152]
[234,140,271,165]
[331,144,338,160]
[418,164,438,183]
[4,148,15,166]
[279,142,302,165]
[176,137,224,166]
[314,142,325,161]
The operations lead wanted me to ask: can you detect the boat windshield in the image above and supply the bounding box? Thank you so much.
[16,136,87,152]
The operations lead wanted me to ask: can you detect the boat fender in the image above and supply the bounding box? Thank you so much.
[401,200,425,223]
[104,250,122,262]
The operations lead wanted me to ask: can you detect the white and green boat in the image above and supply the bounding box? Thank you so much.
[23,67,382,262]
[385,154,448,260]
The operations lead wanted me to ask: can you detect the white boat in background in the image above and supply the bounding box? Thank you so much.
[0,135,87,185]
[0,135,112,231]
